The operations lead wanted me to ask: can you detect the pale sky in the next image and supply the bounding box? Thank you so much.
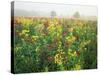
[14,1,97,17]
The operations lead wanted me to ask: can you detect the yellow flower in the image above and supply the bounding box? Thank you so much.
[22,29,29,34]
[32,35,39,42]
[25,34,29,37]
[68,49,77,57]
[32,35,39,39]
[65,36,76,45]
[47,24,56,32]
[19,29,29,36]
[74,63,81,70]
[79,40,91,50]
[69,28,74,32]
[35,46,40,52]
[15,46,22,52]
[73,51,77,56]
[54,51,66,65]
[54,54,62,65]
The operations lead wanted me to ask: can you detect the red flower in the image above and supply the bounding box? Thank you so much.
[47,56,53,61]
[76,51,80,56]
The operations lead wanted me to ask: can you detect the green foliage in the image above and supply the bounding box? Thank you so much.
[13,17,97,73]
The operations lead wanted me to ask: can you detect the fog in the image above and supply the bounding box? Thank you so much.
[14,1,97,17]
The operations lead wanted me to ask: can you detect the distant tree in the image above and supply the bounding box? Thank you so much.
[51,11,56,18]
[73,11,80,18]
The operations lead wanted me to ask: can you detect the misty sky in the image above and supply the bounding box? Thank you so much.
[14,1,97,17]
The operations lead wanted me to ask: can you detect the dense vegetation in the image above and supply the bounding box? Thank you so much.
[13,17,97,73]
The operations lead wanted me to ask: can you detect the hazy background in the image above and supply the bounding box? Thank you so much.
[14,1,97,19]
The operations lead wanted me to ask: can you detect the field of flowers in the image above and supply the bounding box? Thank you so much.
[13,16,97,73]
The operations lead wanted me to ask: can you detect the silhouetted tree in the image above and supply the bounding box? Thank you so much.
[51,11,56,18]
[73,11,80,18]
